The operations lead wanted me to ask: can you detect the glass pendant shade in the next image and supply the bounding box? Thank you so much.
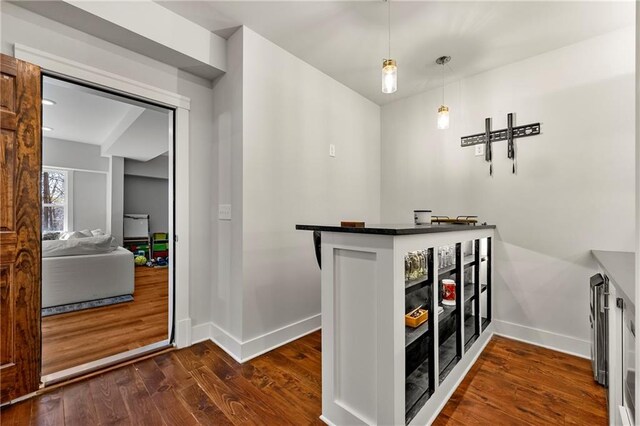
[382,59,397,94]
[437,105,450,130]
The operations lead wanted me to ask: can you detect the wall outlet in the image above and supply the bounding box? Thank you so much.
[329,144,336,157]
[475,145,484,157]
[218,204,231,220]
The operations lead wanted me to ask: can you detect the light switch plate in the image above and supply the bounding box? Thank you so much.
[475,145,484,156]
[218,204,231,220]
[329,144,336,157]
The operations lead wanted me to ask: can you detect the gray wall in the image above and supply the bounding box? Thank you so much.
[73,171,107,231]
[123,175,169,235]
[125,156,169,179]
[43,137,109,172]
[42,137,109,232]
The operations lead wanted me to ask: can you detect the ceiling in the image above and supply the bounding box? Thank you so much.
[157,1,635,105]
[43,77,171,162]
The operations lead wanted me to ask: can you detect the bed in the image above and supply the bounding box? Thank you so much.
[42,235,135,308]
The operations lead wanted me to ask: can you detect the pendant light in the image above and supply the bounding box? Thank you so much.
[436,56,451,129]
[381,0,397,94]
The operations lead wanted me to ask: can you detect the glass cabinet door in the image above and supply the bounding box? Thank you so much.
[480,237,492,331]
[405,248,435,424]
[437,243,461,384]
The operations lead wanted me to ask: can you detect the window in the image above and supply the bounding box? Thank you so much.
[42,169,70,232]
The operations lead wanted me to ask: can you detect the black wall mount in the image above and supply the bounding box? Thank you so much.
[461,113,541,175]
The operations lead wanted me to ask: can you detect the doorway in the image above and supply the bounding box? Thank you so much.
[39,75,175,383]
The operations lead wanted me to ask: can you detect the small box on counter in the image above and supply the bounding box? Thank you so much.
[340,221,365,228]
[405,308,428,328]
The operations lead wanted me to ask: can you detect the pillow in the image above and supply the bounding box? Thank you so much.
[42,231,61,241]
[60,230,93,240]
[91,229,105,236]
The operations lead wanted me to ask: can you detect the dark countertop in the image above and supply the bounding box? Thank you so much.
[296,223,496,236]
[592,250,635,309]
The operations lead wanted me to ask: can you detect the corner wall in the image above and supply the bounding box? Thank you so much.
[381,27,635,357]
[208,27,381,361]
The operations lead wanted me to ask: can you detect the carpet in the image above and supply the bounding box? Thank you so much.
[42,294,134,317]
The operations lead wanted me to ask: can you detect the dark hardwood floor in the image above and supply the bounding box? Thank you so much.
[2,332,605,425]
[434,335,607,425]
[42,267,169,375]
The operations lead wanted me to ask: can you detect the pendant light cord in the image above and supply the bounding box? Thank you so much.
[441,62,444,104]
[387,0,391,59]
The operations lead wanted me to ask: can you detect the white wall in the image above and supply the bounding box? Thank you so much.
[381,27,635,356]
[123,175,169,234]
[208,27,381,359]
[242,28,380,353]
[211,27,244,345]
[635,5,640,415]
[2,2,215,328]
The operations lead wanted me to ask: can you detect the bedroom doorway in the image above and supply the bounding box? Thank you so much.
[40,75,175,383]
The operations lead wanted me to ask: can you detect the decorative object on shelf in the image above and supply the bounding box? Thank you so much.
[442,279,456,306]
[405,306,428,328]
[461,113,541,175]
[438,246,455,269]
[432,215,478,225]
[340,221,365,228]
[405,250,428,281]
[381,0,397,94]
[436,56,451,129]
[414,209,432,225]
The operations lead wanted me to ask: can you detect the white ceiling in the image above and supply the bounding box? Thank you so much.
[43,79,144,145]
[43,77,171,162]
[157,1,635,105]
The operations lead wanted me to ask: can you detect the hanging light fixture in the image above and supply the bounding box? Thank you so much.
[381,0,397,94]
[436,56,451,129]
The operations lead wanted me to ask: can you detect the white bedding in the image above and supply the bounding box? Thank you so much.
[42,247,135,308]
[42,235,117,258]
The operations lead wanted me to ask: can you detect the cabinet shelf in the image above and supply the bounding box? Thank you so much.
[405,305,455,348]
[405,255,487,292]
[405,284,486,348]
[405,276,430,293]
[438,255,487,277]
[463,316,490,351]
[405,355,432,423]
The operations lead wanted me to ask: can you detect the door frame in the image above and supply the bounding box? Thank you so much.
[13,44,193,367]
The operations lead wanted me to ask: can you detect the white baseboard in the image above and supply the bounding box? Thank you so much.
[175,318,192,348]
[191,322,212,344]
[209,322,243,363]
[191,314,321,363]
[240,314,321,362]
[494,319,590,359]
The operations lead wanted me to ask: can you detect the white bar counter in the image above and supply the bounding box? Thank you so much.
[297,223,496,426]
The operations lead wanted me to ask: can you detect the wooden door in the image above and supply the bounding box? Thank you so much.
[0,54,42,403]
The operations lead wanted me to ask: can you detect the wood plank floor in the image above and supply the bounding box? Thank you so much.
[3,332,605,425]
[41,267,169,375]
[434,336,607,425]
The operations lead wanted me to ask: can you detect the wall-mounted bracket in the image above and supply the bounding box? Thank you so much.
[461,120,540,147]
[462,114,541,175]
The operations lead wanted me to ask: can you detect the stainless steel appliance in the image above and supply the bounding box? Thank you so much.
[590,273,608,386]
[621,296,635,421]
